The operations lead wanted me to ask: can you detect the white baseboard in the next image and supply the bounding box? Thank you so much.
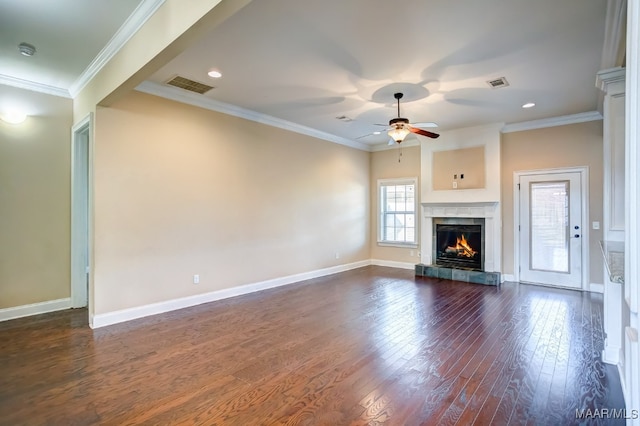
[590,283,605,294]
[502,274,516,282]
[0,298,72,322]
[603,345,622,365]
[370,259,416,270]
[91,260,371,329]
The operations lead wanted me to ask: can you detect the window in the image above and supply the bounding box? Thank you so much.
[378,178,418,247]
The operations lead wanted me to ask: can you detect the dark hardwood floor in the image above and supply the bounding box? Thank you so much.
[0,266,625,425]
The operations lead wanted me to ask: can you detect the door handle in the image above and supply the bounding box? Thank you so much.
[574,234,580,238]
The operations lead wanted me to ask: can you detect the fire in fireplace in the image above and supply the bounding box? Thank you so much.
[435,223,483,271]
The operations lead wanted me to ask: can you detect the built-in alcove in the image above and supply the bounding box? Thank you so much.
[432,146,486,190]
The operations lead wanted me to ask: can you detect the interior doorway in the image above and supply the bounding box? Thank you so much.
[514,167,589,289]
[71,115,92,309]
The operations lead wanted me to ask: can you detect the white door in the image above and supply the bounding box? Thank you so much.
[71,118,91,308]
[518,171,583,288]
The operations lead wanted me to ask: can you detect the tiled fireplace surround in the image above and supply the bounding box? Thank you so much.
[417,202,502,285]
[422,203,500,272]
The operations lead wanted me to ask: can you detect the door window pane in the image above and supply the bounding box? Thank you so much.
[530,181,569,273]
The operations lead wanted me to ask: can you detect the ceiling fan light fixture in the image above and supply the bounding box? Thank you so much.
[388,126,410,143]
[522,102,536,108]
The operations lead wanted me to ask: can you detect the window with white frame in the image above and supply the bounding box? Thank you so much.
[378,178,418,246]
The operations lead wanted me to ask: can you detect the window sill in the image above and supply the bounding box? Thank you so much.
[377,241,418,249]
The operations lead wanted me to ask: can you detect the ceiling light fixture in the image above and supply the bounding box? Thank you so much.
[207,69,222,79]
[373,131,381,135]
[18,42,36,57]
[388,125,410,143]
[1,111,28,124]
[522,102,536,108]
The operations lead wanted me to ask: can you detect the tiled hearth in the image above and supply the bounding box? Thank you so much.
[415,264,501,285]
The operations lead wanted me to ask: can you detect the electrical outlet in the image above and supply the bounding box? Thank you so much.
[193,274,200,284]
[335,252,340,259]
[417,251,421,257]
[592,221,600,230]
[453,181,458,189]
[410,250,415,256]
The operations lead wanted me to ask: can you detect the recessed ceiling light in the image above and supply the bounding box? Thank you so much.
[1,111,28,124]
[373,131,381,135]
[522,102,536,109]
[18,42,36,57]
[207,69,222,79]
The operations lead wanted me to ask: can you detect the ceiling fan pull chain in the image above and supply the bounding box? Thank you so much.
[398,145,403,163]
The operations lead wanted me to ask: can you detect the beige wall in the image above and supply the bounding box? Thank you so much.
[501,121,604,284]
[0,87,72,308]
[432,146,485,190]
[370,145,421,264]
[93,91,370,314]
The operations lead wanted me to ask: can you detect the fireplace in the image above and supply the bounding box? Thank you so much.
[434,218,485,271]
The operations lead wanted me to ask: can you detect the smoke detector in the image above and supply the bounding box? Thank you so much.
[18,42,36,57]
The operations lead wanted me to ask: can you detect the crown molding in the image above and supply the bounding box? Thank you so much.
[69,0,166,98]
[596,66,626,92]
[0,74,71,98]
[135,81,372,151]
[501,111,603,133]
[601,0,627,69]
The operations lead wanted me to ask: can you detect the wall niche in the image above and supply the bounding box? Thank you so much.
[432,146,485,190]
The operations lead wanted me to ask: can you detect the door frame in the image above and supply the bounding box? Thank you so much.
[513,166,589,290]
[71,113,93,310]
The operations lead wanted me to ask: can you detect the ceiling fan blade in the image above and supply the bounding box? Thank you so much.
[355,133,373,140]
[388,138,395,146]
[410,122,438,128]
[409,126,440,139]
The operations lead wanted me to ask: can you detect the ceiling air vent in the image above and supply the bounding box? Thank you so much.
[165,76,214,94]
[486,77,509,89]
[336,115,353,122]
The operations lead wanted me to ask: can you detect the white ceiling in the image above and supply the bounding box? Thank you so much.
[0,0,610,148]
[0,0,144,94]
[147,0,609,147]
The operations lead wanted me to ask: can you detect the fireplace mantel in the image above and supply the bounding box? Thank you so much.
[421,201,499,218]
[420,201,502,277]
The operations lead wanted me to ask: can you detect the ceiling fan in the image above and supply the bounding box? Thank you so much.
[385,92,439,145]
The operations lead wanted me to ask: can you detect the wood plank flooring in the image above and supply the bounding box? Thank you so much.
[0,266,625,425]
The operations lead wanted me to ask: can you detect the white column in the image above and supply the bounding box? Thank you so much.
[625,0,640,420]
[597,68,625,365]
